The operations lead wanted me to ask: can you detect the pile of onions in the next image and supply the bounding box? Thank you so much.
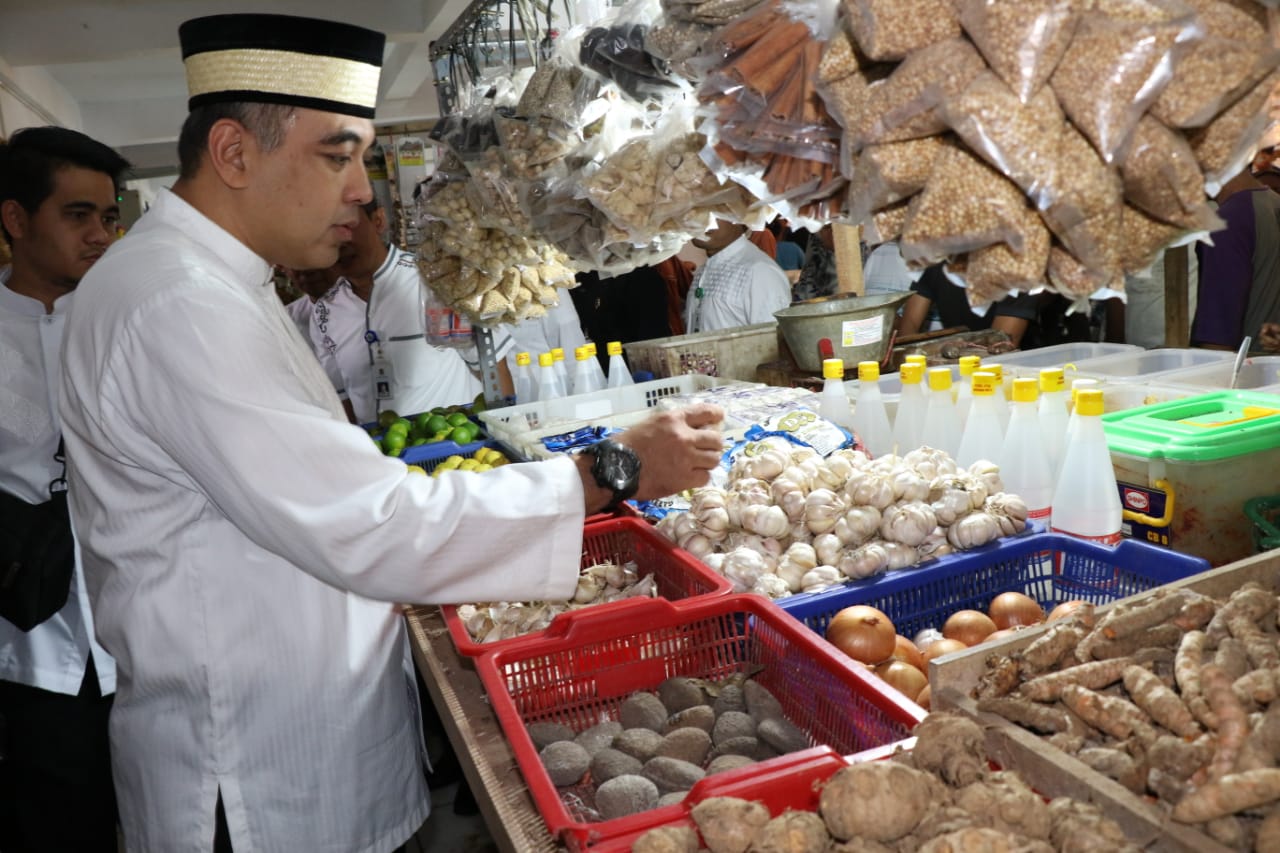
[875,660,928,703]
[988,592,1045,630]
[826,605,897,665]
[922,638,967,663]
[1048,600,1089,622]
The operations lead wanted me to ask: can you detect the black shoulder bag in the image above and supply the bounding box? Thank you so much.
[0,439,75,631]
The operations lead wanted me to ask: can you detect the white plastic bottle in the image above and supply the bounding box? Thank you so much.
[571,346,603,395]
[955,355,981,426]
[606,341,636,388]
[1058,378,1100,479]
[551,347,569,391]
[893,362,927,454]
[1050,388,1122,545]
[851,361,894,457]
[904,354,928,370]
[957,371,1006,467]
[538,351,565,401]
[984,362,1011,433]
[1002,378,1054,529]
[513,351,536,403]
[818,358,855,430]
[585,342,609,390]
[1038,368,1069,488]
[919,367,962,458]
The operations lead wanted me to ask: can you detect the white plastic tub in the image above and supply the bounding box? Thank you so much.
[1067,348,1233,381]
[1158,356,1280,391]
[995,342,1141,377]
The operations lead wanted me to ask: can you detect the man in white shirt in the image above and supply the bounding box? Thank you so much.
[58,14,724,853]
[684,218,791,333]
[0,126,127,852]
[311,197,496,424]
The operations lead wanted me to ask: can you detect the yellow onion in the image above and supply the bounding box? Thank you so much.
[988,592,1045,630]
[1047,600,1089,622]
[875,660,929,704]
[916,683,932,710]
[943,610,998,647]
[827,605,897,665]
[921,638,968,663]
[889,635,925,672]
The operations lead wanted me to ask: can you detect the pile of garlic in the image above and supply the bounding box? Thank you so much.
[655,445,1029,599]
[455,561,655,644]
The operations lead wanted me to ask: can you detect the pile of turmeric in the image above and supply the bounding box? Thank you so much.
[969,583,1280,850]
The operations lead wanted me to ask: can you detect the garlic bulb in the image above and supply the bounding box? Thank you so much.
[772,475,808,522]
[722,547,769,592]
[655,512,681,544]
[969,460,1005,495]
[751,572,792,599]
[813,532,842,567]
[800,565,844,593]
[574,571,607,604]
[880,502,938,547]
[788,521,814,545]
[904,447,958,480]
[930,486,973,526]
[776,542,817,593]
[918,526,952,560]
[985,492,1029,537]
[680,533,715,559]
[812,455,851,491]
[833,505,882,547]
[779,465,814,494]
[845,471,895,511]
[837,541,890,580]
[804,488,846,534]
[884,541,920,571]
[796,457,827,490]
[947,511,1001,550]
[789,445,820,465]
[867,453,901,474]
[890,469,931,503]
[740,504,790,539]
[733,448,789,483]
[703,552,726,572]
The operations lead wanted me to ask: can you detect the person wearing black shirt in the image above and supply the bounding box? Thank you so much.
[895,264,1039,347]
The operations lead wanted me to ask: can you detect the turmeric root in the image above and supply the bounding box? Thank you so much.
[1122,664,1200,738]
[1076,747,1147,794]
[1175,630,1218,730]
[1018,657,1134,702]
[972,653,1022,700]
[1234,667,1280,707]
[1216,637,1252,682]
[1203,664,1251,780]
[1147,733,1214,781]
[1238,701,1280,773]
[1059,685,1157,745]
[1172,591,1217,632]
[1082,624,1183,661]
[1256,808,1280,853]
[1019,607,1096,674]
[1090,589,1191,643]
[1206,583,1276,643]
[1172,768,1280,822]
[977,696,1074,734]
[1227,618,1280,671]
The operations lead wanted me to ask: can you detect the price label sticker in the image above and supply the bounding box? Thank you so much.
[842,316,883,348]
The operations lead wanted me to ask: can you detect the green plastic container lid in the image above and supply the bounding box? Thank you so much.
[1102,390,1280,462]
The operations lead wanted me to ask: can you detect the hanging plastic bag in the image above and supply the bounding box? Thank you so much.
[1189,67,1280,196]
[1121,115,1223,232]
[956,0,1081,105]
[845,0,961,62]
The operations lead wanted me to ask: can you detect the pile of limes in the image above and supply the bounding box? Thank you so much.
[431,446,510,477]
[369,407,483,457]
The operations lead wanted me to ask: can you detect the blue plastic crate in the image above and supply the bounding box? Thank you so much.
[778,533,1210,643]
[401,439,523,472]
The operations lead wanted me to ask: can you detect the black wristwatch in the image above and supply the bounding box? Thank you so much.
[584,439,641,510]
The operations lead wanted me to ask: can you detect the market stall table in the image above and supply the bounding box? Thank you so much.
[405,605,564,853]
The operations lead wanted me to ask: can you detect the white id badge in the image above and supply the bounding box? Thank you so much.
[372,345,397,401]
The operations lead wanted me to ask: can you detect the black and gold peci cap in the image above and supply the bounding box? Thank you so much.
[178,14,385,119]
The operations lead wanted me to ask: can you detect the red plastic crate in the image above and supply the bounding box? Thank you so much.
[442,516,732,657]
[474,594,925,851]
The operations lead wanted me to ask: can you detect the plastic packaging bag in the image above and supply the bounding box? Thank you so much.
[899,144,1031,265]
[844,135,952,224]
[572,0,685,102]
[845,0,962,62]
[941,70,1066,209]
[1037,123,1125,278]
[956,0,1082,105]
[962,207,1053,308]
[1120,203,1195,275]
[1121,115,1223,231]
[1189,67,1280,195]
[1048,0,1203,164]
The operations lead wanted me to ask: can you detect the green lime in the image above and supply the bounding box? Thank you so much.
[426,414,450,435]
[446,411,470,428]
[410,437,427,446]
[393,417,412,432]
[377,410,401,430]
[429,430,450,442]
[460,422,481,442]
[383,433,406,456]
[414,412,434,433]
[447,426,472,444]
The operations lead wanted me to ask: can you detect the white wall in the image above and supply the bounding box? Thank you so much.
[0,54,82,135]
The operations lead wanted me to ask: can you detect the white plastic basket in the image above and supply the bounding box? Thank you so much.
[477,375,758,444]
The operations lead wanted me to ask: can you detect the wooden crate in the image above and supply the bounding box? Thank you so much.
[931,550,1280,853]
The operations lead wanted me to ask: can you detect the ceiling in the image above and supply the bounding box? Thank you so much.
[0,0,478,175]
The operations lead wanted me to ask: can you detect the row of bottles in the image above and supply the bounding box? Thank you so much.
[512,341,636,403]
[819,355,1121,546]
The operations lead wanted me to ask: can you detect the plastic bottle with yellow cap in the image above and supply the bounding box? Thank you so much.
[1002,378,1053,526]
[1050,388,1121,545]
[920,367,962,457]
[893,362,927,453]
[584,342,609,390]
[571,346,604,395]
[551,347,569,392]
[1038,367,1069,485]
[955,355,982,425]
[850,361,893,456]
[513,351,536,403]
[606,341,635,388]
[983,362,1011,433]
[818,358,854,430]
[957,371,1005,467]
[537,351,564,401]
